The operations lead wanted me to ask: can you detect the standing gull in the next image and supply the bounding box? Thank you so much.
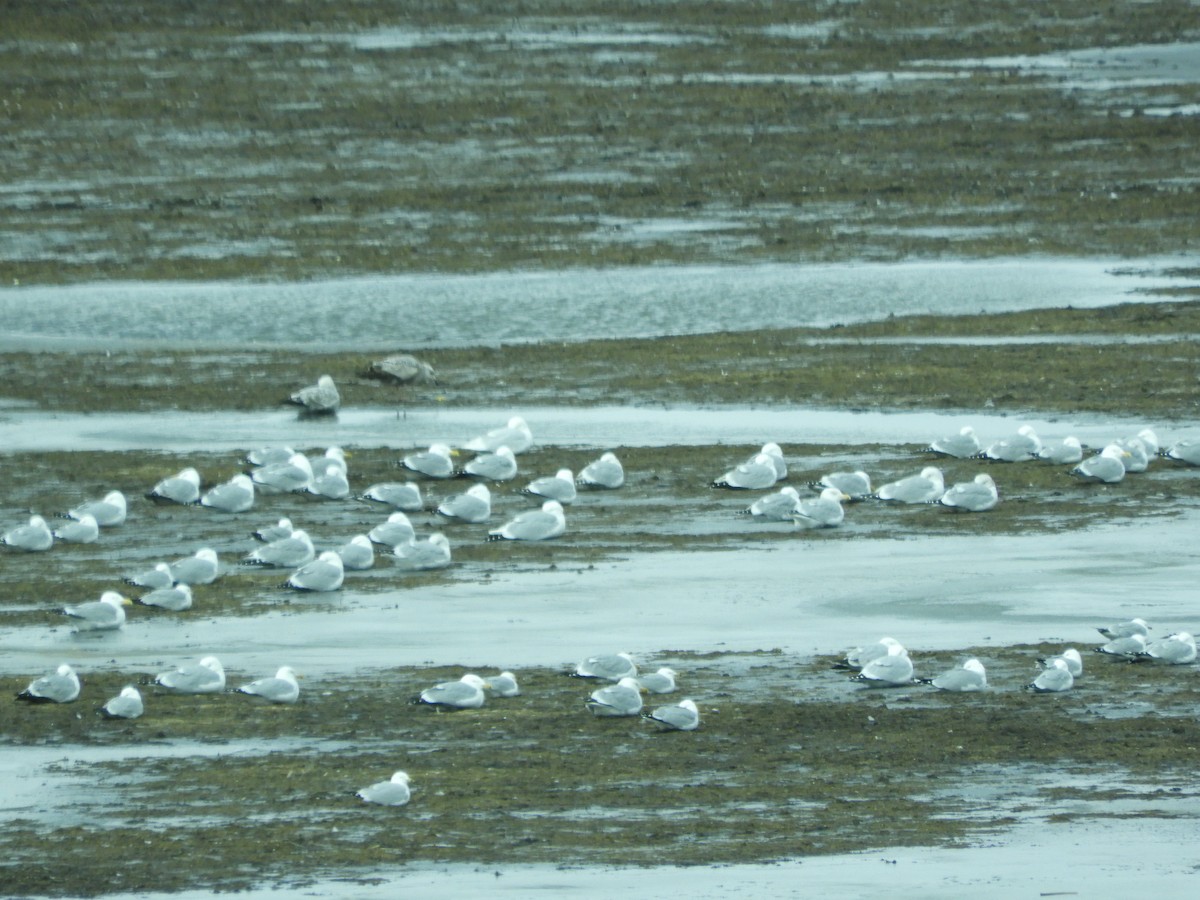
[646,698,700,731]
[357,771,411,806]
[147,468,201,505]
[155,656,225,694]
[286,551,345,592]
[17,663,81,703]
[61,591,131,632]
[577,452,625,489]
[463,416,533,454]
[937,473,999,512]
[200,474,255,513]
[586,677,644,717]
[101,686,144,719]
[288,374,339,415]
[66,490,126,527]
[2,515,54,551]
[437,483,492,524]
[238,666,301,704]
[487,500,566,541]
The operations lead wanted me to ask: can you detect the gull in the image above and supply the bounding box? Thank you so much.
[937,473,999,512]
[792,487,847,529]
[1125,428,1159,456]
[1097,618,1150,640]
[927,425,981,459]
[711,452,779,490]
[760,442,788,480]
[463,416,533,454]
[418,673,489,709]
[61,591,131,632]
[637,667,678,694]
[53,514,99,544]
[1029,657,1074,692]
[402,443,456,479]
[200,474,255,513]
[835,637,907,671]
[155,656,225,693]
[1097,633,1147,658]
[336,535,375,571]
[873,467,944,504]
[1139,631,1197,665]
[357,771,411,806]
[16,663,80,703]
[574,652,637,681]
[360,482,423,511]
[1162,439,1200,466]
[307,464,350,500]
[852,650,916,687]
[147,467,202,505]
[238,666,300,704]
[136,583,193,612]
[587,677,644,717]
[252,517,294,543]
[522,468,577,504]
[808,470,871,501]
[1037,648,1083,678]
[577,451,625,489]
[101,686,144,719]
[124,562,174,591]
[393,533,452,571]
[170,548,220,585]
[2,514,54,551]
[285,551,345,592]
[981,425,1041,462]
[460,446,518,482]
[922,658,987,692]
[1037,436,1084,465]
[246,446,295,467]
[288,374,339,414]
[243,529,316,568]
[646,698,700,731]
[487,500,566,541]
[251,452,314,494]
[437,483,491,523]
[740,486,801,521]
[66,490,126,527]
[1070,444,1129,484]
[486,671,520,698]
[310,446,348,477]
[368,512,415,547]
[1114,436,1150,474]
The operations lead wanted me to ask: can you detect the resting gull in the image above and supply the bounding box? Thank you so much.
[852,650,916,687]
[243,529,315,569]
[1037,436,1084,465]
[485,671,521,698]
[1097,633,1148,658]
[522,468,577,504]
[1070,444,1129,484]
[101,686,144,719]
[808,470,871,501]
[1162,439,1200,466]
[53,514,99,544]
[360,482,423,511]
[574,652,637,681]
[437,483,492,524]
[586,677,644,717]
[637,667,678,694]
[463,416,533,454]
[873,467,944,504]
[17,663,80,703]
[711,452,779,490]
[646,698,700,731]
[285,551,345,592]
[336,535,376,571]
[937,473,999,512]
[922,658,987,692]
[487,500,566,541]
[124,562,175,591]
[981,425,1041,462]
[577,451,625,489]
[368,512,415,547]
[307,464,350,500]
[252,517,294,543]
[926,425,981,459]
[792,487,847,529]
[740,486,802,521]
[147,468,201,505]
[1115,437,1150,474]
[1029,657,1074,692]
[1037,648,1083,678]
[288,374,340,414]
[170,548,220,586]
[2,514,54,552]
[393,533,452,571]
[1139,631,1197,665]
[251,452,314,494]
[835,636,907,671]
[357,771,411,806]
[1097,618,1150,640]
[460,446,518,482]
[418,674,488,710]
[200,474,255,513]
[136,583,193,612]
[402,443,456,479]
[61,590,131,632]
[66,490,126,527]
[155,656,225,694]
[237,666,301,704]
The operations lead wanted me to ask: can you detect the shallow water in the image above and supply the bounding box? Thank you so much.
[0,259,1192,351]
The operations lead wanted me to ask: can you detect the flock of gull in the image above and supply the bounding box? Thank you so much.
[7,373,1200,807]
